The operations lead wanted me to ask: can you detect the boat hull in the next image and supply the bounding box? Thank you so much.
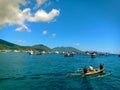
[83,68,104,76]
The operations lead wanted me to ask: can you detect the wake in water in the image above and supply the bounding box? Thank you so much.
[0,71,78,81]
[89,71,112,79]
[66,69,112,79]
[0,69,112,81]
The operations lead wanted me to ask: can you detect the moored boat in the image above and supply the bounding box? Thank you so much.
[64,52,74,57]
[118,54,120,57]
[91,52,96,58]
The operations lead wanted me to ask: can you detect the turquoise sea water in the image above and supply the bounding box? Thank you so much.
[0,52,120,90]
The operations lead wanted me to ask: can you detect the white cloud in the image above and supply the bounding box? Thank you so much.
[27,9,60,22]
[15,23,31,32]
[0,0,60,32]
[51,33,56,38]
[0,0,26,28]
[42,30,47,35]
[16,40,26,44]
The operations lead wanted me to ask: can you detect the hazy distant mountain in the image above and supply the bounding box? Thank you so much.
[52,47,81,53]
[0,39,51,51]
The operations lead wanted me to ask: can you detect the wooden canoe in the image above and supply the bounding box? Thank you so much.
[82,68,104,76]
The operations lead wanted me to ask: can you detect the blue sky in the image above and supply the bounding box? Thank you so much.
[0,0,120,53]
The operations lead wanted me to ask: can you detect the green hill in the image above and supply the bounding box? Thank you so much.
[0,39,21,50]
[52,47,81,53]
[0,39,82,52]
[0,39,51,51]
[31,44,51,51]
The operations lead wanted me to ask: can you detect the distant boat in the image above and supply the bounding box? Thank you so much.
[64,52,74,57]
[28,50,47,55]
[28,50,34,55]
[84,51,90,55]
[118,54,120,57]
[91,52,96,58]
[34,51,42,55]
[14,50,20,52]
[82,68,104,76]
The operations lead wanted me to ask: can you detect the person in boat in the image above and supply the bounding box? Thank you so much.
[89,65,94,71]
[100,64,104,70]
[83,66,88,74]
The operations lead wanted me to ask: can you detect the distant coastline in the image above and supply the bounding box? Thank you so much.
[0,39,115,56]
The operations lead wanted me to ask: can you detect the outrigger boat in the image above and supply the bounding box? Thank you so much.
[82,68,104,76]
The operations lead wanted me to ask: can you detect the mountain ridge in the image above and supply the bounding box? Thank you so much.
[0,39,51,51]
[0,39,82,52]
[52,47,82,53]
